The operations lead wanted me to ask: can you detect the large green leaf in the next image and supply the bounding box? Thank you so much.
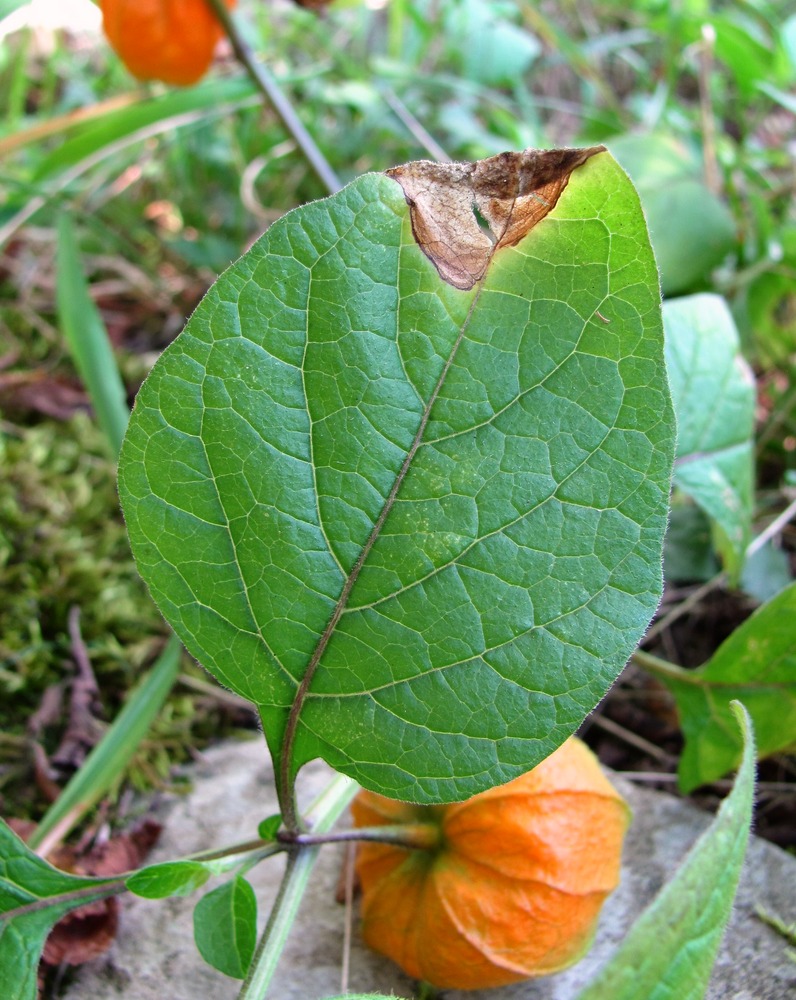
[0,821,115,1000]
[664,293,755,583]
[119,150,675,803]
[657,582,796,792]
[577,702,755,1000]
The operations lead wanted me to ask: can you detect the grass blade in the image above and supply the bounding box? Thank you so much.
[28,635,182,853]
[576,702,756,1000]
[56,212,129,458]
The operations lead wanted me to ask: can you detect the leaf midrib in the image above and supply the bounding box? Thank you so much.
[276,274,486,823]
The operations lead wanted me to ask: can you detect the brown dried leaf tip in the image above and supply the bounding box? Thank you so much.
[386,146,605,291]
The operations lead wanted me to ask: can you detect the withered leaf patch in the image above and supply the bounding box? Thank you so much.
[386,146,605,290]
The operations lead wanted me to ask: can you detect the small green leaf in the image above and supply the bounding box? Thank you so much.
[0,820,115,1000]
[744,226,796,364]
[664,293,755,582]
[711,13,779,97]
[658,583,796,792]
[444,0,540,86]
[740,542,792,604]
[126,861,210,900]
[194,876,257,980]
[257,814,282,841]
[663,501,718,584]
[577,702,755,1000]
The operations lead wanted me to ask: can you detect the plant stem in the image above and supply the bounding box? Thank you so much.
[203,0,341,195]
[379,86,451,163]
[632,649,701,685]
[697,24,721,196]
[646,496,796,646]
[189,840,285,876]
[2,880,128,920]
[277,822,439,850]
[237,773,358,1000]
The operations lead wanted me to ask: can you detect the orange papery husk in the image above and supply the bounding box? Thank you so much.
[352,737,630,991]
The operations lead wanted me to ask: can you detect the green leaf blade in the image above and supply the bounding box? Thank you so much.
[664,293,755,582]
[119,151,675,803]
[0,821,114,1000]
[126,861,210,900]
[193,876,257,979]
[661,582,796,791]
[576,702,756,1000]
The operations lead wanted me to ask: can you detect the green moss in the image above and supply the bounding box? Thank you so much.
[0,414,165,711]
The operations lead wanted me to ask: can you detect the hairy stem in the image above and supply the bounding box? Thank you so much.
[632,649,701,684]
[203,0,341,195]
[237,773,358,1000]
[1,880,128,920]
[278,822,440,851]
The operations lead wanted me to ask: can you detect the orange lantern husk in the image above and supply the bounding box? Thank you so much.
[101,0,237,87]
[352,737,630,991]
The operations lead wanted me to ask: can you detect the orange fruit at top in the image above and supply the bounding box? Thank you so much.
[101,0,237,87]
[352,737,630,991]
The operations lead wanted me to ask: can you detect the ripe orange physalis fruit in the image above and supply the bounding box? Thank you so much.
[101,0,237,87]
[352,738,630,990]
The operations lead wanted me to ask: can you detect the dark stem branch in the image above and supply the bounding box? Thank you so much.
[203,0,341,196]
[1,879,127,921]
[277,822,440,850]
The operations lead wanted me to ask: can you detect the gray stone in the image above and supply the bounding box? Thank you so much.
[65,738,796,1000]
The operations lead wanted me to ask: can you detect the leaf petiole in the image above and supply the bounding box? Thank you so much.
[632,649,701,685]
[0,879,127,921]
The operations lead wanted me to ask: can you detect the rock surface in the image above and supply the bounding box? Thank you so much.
[65,738,796,1000]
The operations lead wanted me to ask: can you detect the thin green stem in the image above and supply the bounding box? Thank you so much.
[632,649,701,685]
[203,0,341,195]
[187,840,285,877]
[238,850,301,999]
[237,774,358,1000]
